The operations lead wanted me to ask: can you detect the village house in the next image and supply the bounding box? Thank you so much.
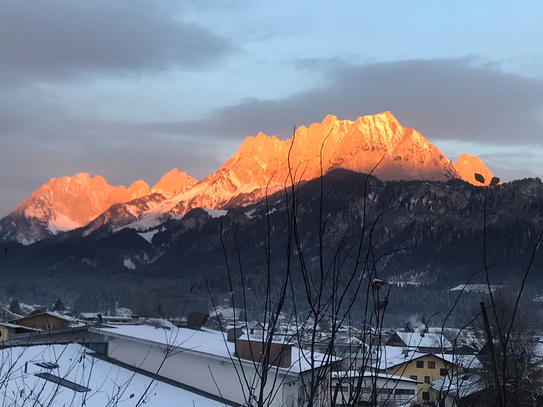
[0,322,39,342]
[378,346,460,403]
[10,311,76,330]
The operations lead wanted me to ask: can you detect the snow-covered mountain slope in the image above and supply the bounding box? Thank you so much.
[0,112,494,243]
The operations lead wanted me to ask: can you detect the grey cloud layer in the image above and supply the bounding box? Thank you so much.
[159,59,543,145]
[0,0,235,83]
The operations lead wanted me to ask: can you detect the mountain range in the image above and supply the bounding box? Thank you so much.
[0,112,494,245]
[5,111,537,323]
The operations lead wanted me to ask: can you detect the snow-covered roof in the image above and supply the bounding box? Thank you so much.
[377,346,428,370]
[376,346,466,371]
[10,311,78,324]
[440,353,482,370]
[0,306,23,320]
[392,331,452,349]
[93,324,331,374]
[0,344,230,406]
[431,372,488,398]
[0,322,40,331]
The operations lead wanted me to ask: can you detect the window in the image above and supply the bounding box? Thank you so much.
[428,361,436,369]
[422,392,430,400]
[424,376,431,384]
[416,360,424,368]
[440,368,448,376]
[410,375,418,381]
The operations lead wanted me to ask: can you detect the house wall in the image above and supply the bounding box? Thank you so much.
[106,335,299,407]
[15,315,69,330]
[332,376,418,406]
[0,325,11,341]
[386,355,456,402]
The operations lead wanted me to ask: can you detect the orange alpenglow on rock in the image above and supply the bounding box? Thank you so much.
[14,173,151,231]
[151,168,197,196]
[161,111,463,214]
[453,153,495,186]
[213,111,460,191]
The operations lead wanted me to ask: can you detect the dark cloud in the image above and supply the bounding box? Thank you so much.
[156,58,543,145]
[0,0,235,83]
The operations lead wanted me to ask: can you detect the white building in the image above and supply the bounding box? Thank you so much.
[332,370,419,406]
[91,324,333,407]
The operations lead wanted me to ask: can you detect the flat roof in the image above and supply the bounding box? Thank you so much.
[0,343,231,406]
[93,324,332,373]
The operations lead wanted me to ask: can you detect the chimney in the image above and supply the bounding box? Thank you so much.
[234,338,292,368]
[187,312,209,330]
[227,328,244,343]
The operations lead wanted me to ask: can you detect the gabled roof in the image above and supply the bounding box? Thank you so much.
[378,346,460,371]
[431,372,488,398]
[0,322,40,331]
[0,306,23,320]
[10,311,76,324]
[388,330,452,349]
[245,321,261,329]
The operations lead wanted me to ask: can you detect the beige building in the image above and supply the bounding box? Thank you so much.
[11,312,74,330]
[382,353,457,403]
[0,322,38,341]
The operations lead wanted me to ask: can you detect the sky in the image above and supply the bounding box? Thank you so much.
[1,0,543,217]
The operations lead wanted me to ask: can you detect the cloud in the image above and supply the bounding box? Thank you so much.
[0,0,235,84]
[156,58,543,146]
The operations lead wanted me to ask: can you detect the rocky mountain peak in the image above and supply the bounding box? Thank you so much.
[128,180,151,196]
[7,172,152,242]
[453,153,496,186]
[151,169,198,196]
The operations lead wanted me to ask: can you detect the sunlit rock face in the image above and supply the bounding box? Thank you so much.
[1,112,495,244]
[151,169,197,197]
[14,173,150,227]
[175,112,460,207]
[454,153,496,186]
[0,173,152,244]
[79,112,466,234]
